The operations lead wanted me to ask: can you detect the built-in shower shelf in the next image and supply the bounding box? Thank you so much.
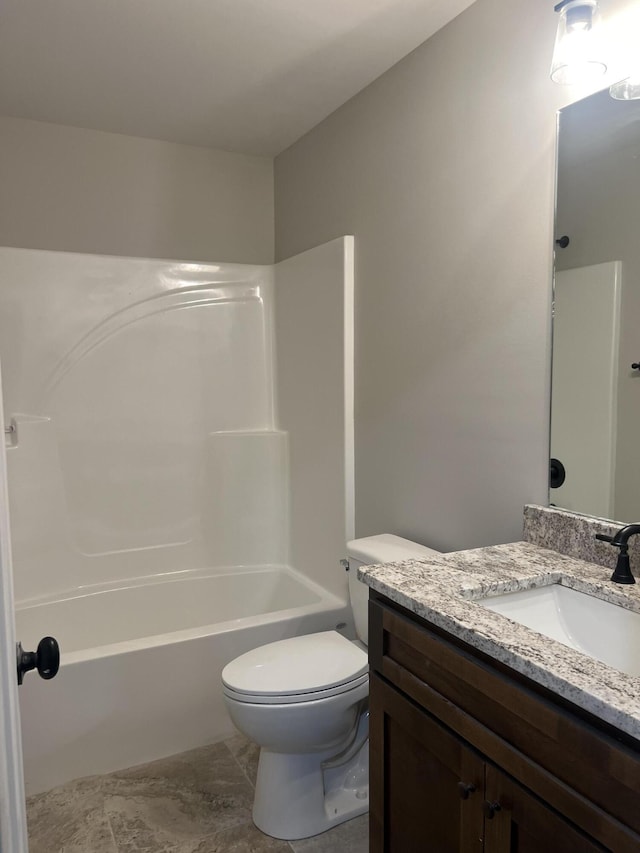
[3,414,51,449]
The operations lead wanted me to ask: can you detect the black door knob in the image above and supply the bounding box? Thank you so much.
[457,782,476,800]
[549,458,566,489]
[483,801,502,820]
[16,636,60,685]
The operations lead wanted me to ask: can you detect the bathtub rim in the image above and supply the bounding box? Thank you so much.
[14,563,349,666]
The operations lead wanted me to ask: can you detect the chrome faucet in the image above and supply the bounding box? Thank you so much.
[595,524,640,585]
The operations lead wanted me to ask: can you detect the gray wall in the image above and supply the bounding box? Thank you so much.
[275,0,581,551]
[1,0,631,552]
[0,117,274,264]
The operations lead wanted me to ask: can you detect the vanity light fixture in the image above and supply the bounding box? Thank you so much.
[609,73,640,100]
[551,0,608,85]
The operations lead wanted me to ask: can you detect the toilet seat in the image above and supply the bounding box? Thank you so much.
[221,631,368,705]
[223,671,369,705]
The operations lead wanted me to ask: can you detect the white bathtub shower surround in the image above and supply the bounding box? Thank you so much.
[275,239,355,592]
[0,250,280,600]
[0,237,355,793]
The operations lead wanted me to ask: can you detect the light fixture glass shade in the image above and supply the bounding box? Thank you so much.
[551,0,608,85]
[610,76,640,100]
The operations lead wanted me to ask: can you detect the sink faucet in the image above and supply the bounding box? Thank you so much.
[595,524,640,584]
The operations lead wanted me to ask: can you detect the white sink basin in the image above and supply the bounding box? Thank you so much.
[478,584,640,677]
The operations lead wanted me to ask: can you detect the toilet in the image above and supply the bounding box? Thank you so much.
[221,534,439,840]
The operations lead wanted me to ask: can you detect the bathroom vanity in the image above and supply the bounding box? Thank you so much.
[361,512,640,852]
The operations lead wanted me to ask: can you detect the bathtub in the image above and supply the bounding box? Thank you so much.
[16,566,350,794]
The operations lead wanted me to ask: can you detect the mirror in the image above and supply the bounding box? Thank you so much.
[552,88,640,522]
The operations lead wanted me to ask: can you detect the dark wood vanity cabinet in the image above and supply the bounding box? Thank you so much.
[371,674,603,853]
[368,593,640,853]
[371,672,484,852]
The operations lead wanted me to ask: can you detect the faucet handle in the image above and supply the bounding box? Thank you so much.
[595,533,614,544]
[612,551,636,584]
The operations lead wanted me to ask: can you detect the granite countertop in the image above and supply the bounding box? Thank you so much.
[358,541,640,741]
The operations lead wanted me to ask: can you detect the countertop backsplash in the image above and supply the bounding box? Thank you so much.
[523,504,640,576]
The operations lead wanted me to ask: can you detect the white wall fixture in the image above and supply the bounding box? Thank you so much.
[0,238,355,792]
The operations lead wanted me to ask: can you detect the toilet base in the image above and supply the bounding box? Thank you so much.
[252,739,369,840]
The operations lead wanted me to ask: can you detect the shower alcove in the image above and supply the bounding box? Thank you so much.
[0,237,354,794]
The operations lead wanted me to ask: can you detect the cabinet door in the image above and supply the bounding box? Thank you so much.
[370,673,484,853]
[483,765,604,853]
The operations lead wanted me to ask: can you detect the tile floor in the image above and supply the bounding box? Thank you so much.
[26,734,369,853]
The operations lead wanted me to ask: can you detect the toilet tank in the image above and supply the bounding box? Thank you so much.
[346,534,440,646]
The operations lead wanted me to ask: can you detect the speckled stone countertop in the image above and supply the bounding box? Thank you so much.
[358,541,640,741]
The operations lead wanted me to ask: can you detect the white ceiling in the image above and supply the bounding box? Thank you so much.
[0,0,477,156]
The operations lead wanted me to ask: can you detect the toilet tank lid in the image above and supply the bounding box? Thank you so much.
[347,533,439,565]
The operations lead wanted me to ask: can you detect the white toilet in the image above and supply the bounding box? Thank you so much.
[221,534,439,840]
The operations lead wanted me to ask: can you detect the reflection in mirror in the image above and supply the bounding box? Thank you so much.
[552,89,640,522]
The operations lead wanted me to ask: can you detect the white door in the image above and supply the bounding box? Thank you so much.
[0,361,28,853]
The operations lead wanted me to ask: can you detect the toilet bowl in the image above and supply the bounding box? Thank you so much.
[221,534,439,840]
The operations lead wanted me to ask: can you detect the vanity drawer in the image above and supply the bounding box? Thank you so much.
[369,594,640,848]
